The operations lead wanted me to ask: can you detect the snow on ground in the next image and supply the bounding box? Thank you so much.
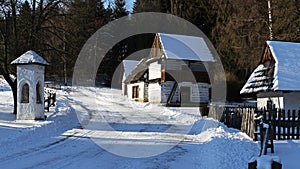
[1,77,293,169]
[0,75,12,92]
[272,140,300,169]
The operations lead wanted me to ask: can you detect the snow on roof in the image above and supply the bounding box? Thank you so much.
[123,33,215,83]
[11,50,50,65]
[241,41,300,94]
[268,41,300,91]
[240,64,272,94]
[122,60,140,78]
[158,33,215,62]
[123,58,149,84]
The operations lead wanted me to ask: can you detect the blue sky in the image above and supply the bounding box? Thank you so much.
[125,0,135,12]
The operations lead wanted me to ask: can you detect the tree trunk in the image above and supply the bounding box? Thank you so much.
[12,82,17,115]
[30,0,37,49]
[0,11,18,115]
[10,0,19,55]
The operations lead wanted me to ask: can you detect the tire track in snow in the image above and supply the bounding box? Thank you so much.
[0,128,106,169]
[0,130,79,162]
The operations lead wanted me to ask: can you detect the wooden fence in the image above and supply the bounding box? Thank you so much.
[44,92,56,112]
[262,109,300,140]
[208,106,300,140]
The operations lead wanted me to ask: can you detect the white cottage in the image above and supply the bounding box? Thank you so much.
[124,33,215,106]
[240,41,300,110]
[123,58,149,102]
[11,50,49,120]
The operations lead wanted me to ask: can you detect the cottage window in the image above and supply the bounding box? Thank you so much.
[21,83,29,103]
[36,82,42,104]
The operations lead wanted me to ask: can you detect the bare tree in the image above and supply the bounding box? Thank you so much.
[0,0,68,114]
[0,5,18,114]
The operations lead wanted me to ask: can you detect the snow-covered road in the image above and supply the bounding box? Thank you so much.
[0,84,259,169]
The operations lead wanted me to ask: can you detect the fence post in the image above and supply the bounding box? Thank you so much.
[292,110,296,139]
[244,108,248,135]
[242,108,250,136]
[247,108,251,138]
[268,109,272,122]
[273,109,277,140]
[51,93,56,106]
[278,109,281,140]
[251,109,255,139]
[282,110,286,140]
[297,110,300,140]
[287,110,291,139]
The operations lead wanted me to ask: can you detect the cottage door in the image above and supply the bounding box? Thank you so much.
[181,87,191,104]
[132,86,139,99]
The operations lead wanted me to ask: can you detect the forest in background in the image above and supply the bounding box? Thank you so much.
[0,0,299,101]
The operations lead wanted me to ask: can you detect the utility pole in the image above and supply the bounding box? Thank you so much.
[267,0,274,40]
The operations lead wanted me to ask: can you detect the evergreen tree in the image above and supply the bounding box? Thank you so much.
[272,0,300,41]
[0,0,298,101]
[133,0,163,13]
[113,0,128,19]
[67,0,107,62]
[105,2,114,22]
[18,1,32,52]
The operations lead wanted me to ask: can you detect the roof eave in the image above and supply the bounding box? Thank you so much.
[11,62,50,66]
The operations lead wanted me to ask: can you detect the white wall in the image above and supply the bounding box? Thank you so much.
[17,64,45,120]
[257,97,284,110]
[127,82,145,101]
[122,82,126,95]
[257,91,300,111]
[148,82,161,103]
[122,73,126,95]
[127,83,133,99]
[257,92,284,110]
[149,61,161,80]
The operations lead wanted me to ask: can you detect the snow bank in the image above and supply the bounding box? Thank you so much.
[0,84,81,162]
[0,75,12,91]
[0,85,260,169]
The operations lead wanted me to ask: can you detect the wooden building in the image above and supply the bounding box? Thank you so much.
[123,33,215,106]
[240,41,300,110]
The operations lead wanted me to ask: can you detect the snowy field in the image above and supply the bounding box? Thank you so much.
[0,77,299,169]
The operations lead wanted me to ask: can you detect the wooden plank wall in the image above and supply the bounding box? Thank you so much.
[161,81,180,103]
